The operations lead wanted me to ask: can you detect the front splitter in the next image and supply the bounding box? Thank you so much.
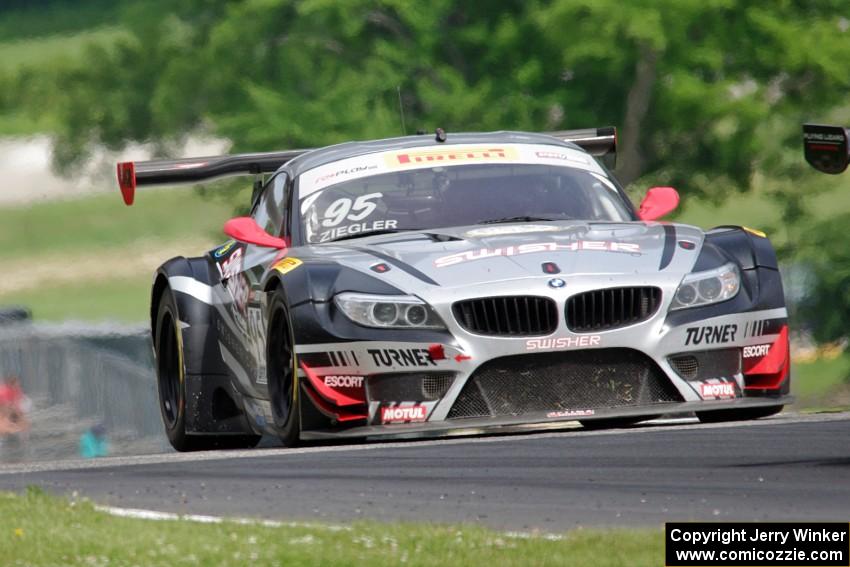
[299,395,793,441]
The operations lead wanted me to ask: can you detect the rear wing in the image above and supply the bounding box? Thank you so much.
[116,127,617,205]
[116,149,307,205]
[803,123,850,174]
[547,126,617,169]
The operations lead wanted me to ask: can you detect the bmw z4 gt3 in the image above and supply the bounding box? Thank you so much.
[116,127,791,451]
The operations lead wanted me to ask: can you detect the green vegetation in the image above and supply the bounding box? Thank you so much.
[0,0,129,42]
[0,489,661,566]
[0,186,240,260]
[0,187,244,322]
[793,353,850,408]
[0,28,127,73]
[0,277,153,323]
[674,173,850,236]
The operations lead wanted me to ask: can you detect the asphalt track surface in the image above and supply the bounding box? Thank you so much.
[0,413,848,531]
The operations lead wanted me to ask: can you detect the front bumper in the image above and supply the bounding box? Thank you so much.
[292,290,790,434]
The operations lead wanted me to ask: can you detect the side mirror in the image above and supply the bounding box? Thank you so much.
[223,217,288,249]
[637,187,679,221]
[804,123,850,174]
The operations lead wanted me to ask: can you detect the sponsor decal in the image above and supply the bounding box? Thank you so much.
[313,164,378,186]
[743,318,785,338]
[323,375,364,389]
[273,257,303,275]
[547,409,595,419]
[684,324,738,346]
[299,350,361,368]
[381,404,428,424]
[526,336,601,351]
[804,131,845,142]
[742,344,771,359]
[212,240,238,258]
[318,219,397,243]
[388,147,518,167]
[299,143,603,198]
[464,225,562,238]
[435,241,641,268]
[226,273,251,314]
[246,306,268,384]
[699,382,736,399]
[320,193,382,227]
[535,150,589,164]
[368,348,437,368]
[218,247,243,279]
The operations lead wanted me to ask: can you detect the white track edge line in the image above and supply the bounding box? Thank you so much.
[94,503,564,539]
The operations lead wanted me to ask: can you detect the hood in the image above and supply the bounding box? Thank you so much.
[308,221,705,289]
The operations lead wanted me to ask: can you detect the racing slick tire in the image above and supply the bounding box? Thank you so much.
[580,415,661,429]
[155,287,261,451]
[696,405,784,423]
[267,287,301,447]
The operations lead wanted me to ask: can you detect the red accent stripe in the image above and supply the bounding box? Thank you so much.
[743,325,789,390]
[302,384,367,422]
[300,362,365,407]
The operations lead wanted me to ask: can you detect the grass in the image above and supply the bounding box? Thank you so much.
[0,186,236,261]
[0,186,244,322]
[792,353,850,407]
[0,488,662,567]
[0,276,152,323]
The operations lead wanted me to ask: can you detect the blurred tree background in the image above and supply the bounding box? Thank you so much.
[2,0,850,349]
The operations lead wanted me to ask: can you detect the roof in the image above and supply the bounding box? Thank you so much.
[282,131,584,177]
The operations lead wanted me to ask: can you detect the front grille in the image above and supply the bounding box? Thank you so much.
[566,287,661,332]
[367,372,455,402]
[447,349,682,419]
[453,296,558,336]
[668,349,741,381]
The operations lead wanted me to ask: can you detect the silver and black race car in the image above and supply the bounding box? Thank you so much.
[117,127,791,451]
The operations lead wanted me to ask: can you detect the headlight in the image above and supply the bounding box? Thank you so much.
[669,263,740,310]
[334,293,445,329]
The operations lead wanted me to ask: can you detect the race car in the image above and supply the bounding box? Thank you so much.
[117,127,791,451]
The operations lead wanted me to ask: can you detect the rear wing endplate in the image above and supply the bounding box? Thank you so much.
[803,123,850,174]
[116,127,616,205]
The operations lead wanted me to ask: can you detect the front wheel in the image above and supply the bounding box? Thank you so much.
[267,287,301,446]
[697,404,784,423]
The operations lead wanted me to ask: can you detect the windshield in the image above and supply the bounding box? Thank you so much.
[297,144,633,244]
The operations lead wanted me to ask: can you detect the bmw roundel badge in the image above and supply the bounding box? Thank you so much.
[548,278,566,289]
